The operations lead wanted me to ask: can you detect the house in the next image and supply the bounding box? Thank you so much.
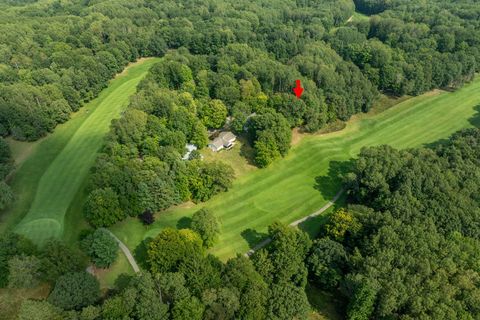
[218,131,236,149]
[182,143,197,160]
[208,131,236,152]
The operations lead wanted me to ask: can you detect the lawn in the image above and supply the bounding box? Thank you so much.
[1,58,161,244]
[110,77,480,262]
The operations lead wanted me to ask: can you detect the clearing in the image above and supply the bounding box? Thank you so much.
[1,58,161,244]
[110,77,480,262]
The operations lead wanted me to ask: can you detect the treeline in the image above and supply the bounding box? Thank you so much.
[0,0,361,141]
[309,128,480,319]
[0,137,14,210]
[5,0,480,142]
[338,0,480,95]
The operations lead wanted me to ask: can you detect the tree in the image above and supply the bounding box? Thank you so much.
[198,99,227,129]
[48,272,100,310]
[40,240,85,282]
[139,210,155,225]
[129,273,170,320]
[326,208,361,241]
[254,130,281,168]
[172,296,205,320]
[147,228,203,273]
[257,222,312,286]
[187,161,234,202]
[81,228,118,268]
[202,287,240,320]
[307,238,347,289]
[191,208,220,248]
[0,181,14,210]
[178,253,223,296]
[0,233,36,287]
[248,111,292,167]
[155,272,190,304]
[267,282,310,320]
[84,188,125,227]
[7,255,42,288]
[223,255,269,319]
[346,281,377,320]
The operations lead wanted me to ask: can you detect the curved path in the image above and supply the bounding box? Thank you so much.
[106,229,140,273]
[245,188,345,256]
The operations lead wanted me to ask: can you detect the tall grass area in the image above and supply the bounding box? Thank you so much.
[110,77,480,262]
[0,58,160,243]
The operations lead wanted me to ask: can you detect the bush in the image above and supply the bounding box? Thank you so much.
[139,210,155,225]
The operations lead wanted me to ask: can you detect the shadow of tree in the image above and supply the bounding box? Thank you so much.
[239,137,256,166]
[425,104,480,149]
[469,104,480,128]
[113,273,133,292]
[177,216,192,229]
[134,236,153,270]
[314,160,353,199]
[241,228,269,249]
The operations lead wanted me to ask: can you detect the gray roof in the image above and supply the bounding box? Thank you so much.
[218,131,236,142]
[209,137,224,149]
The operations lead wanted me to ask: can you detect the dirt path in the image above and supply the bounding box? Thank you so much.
[106,230,140,273]
[245,188,345,256]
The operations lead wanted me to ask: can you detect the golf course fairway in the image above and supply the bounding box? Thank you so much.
[9,58,161,244]
[111,77,480,261]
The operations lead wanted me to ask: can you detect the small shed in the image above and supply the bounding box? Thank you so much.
[182,144,198,160]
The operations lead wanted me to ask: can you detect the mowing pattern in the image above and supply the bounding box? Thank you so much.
[14,58,160,244]
[111,78,480,260]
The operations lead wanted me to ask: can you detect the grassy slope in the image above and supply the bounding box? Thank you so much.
[111,78,480,261]
[1,58,161,243]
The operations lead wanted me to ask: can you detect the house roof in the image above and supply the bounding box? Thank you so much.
[209,137,224,149]
[219,131,236,142]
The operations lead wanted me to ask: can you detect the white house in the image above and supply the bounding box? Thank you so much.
[208,131,237,152]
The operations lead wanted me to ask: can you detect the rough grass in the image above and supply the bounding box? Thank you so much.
[1,58,161,244]
[0,284,51,320]
[110,77,480,262]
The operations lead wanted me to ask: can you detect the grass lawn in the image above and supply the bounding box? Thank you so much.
[110,77,480,263]
[0,57,161,244]
[349,11,370,23]
[201,137,257,178]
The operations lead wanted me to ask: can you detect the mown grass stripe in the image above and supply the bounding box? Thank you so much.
[111,77,480,261]
[13,58,161,244]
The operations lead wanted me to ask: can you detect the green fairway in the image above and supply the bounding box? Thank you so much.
[6,58,160,244]
[111,78,480,261]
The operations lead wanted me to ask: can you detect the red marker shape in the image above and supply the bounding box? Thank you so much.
[293,79,304,99]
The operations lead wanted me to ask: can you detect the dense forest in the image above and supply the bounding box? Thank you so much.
[2,0,480,318]
[3,128,480,319]
[330,128,480,319]
[0,0,479,210]
[1,0,479,141]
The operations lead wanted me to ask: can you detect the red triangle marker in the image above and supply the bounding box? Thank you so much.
[293,79,304,99]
